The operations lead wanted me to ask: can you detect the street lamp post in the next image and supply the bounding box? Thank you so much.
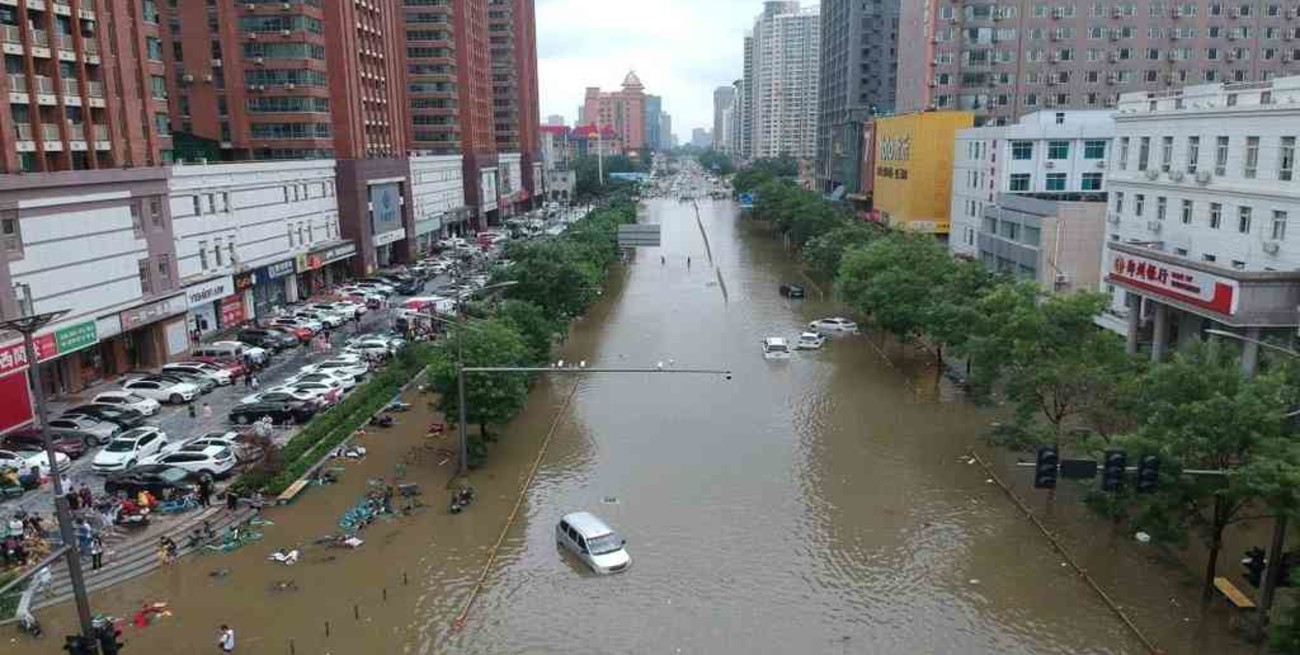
[1,285,95,640]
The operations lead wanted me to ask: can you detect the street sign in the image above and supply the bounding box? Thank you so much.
[617,224,661,248]
[738,193,754,209]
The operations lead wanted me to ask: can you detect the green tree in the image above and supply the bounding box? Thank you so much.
[426,319,531,467]
[922,257,996,368]
[835,233,953,342]
[695,150,734,176]
[497,240,599,319]
[499,299,560,365]
[801,223,885,280]
[1118,343,1300,599]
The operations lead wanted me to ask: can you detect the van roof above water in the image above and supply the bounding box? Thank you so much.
[561,511,614,538]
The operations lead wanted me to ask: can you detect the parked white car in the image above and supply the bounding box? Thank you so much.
[295,309,347,328]
[91,427,169,474]
[48,414,122,442]
[284,381,343,405]
[795,332,826,350]
[239,387,320,405]
[163,363,233,386]
[287,370,356,391]
[300,356,368,380]
[170,431,257,463]
[121,378,200,404]
[211,341,270,364]
[345,337,398,359]
[0,448,70,475]
[140,444,236,479]
[92,391,162,416]
[808,317,860,334]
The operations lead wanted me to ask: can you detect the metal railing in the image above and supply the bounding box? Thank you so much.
[41,123,59,141]
[30,29,48,47]
[62,78,79,96]
[83,39,98,55]
[15,124,33,140]
[67,123,85,140]
[34,76,54,94]
[1,25,20,45]
[7,73,26,93]
[56,34,72,51]
[85,80,102,97]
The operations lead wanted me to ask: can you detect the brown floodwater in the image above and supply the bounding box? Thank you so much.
[7,195,1258,654]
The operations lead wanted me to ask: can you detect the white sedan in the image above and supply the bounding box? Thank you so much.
[345,338,397,359]
[0,448,70,475]
[808,317,860,334]
[300,358,368,381]
[285,381,343,405]
[121,378,200,404]
[162,363,233,386]
[91,427,169,474]
[288,370,356,391]
[140,445,236,479]
[92,391,162,416]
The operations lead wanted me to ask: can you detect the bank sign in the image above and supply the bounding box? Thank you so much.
[370,183,402,235]
[1107,251,1240,317]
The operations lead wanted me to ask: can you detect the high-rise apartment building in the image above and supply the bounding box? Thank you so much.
[659,112,672,151]
[816,0,900,193]
[583,72,648,153]
[712,86,735,152]
[744,1,820,160]
[738,35,755,158]
[896,0,1300,126]
[0,0,167,173]
[488,0,541,209]
[645,94,662,152]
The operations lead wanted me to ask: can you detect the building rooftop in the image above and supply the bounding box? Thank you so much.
[1117,75,1300,116]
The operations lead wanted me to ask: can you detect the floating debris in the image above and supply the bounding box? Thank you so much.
[601,496,619,505]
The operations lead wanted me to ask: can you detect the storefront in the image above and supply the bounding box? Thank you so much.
[295,241,358,297]
[116,294,189,370]
[182,275,234,339]
[251,259,298,318]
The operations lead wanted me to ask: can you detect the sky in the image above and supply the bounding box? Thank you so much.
[536,0,774,135]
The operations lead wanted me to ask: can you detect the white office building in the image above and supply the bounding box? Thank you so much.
[745,1,820,160]
[1103,76,1300,373]
[950,110,1114,258]
[409,155,468,252]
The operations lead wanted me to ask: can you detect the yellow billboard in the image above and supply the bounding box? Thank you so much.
[871,111,974,235]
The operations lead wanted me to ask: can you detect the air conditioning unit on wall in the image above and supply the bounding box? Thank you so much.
[1264,240,1281,254]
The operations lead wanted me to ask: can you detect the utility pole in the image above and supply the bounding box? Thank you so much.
[2,285,96,641]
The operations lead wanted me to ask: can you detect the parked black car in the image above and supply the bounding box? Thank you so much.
[3,428,89,458]
[238,328,299,351]
[62,404,146,428]
[104,465,200,500]
[229,400,316,425]
[779,283,806,299]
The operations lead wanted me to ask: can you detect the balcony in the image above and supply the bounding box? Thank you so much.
[63,78,79,96]
[83,38,98,55]
[92,124,108,142]
[2,25,20,45]
[41,123,59,140]
[34,76,54,94]
[86,80,102,97]
[6,73,26,98]
[56,34,72,51]
[15,124,32,140]
[30,29,48,47]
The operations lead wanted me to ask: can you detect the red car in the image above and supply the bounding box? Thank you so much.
[3,427,88,459]
[267,321,314,343]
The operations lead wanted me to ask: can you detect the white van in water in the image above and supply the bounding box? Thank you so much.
[762,337,791,360]
[556,512,631,574]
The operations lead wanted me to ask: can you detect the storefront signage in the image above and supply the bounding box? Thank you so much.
[374,228,406,247]
[296,242,357,273]
[414,216,443,236]
[255,259,296,284]
[219,294,246,327]
[119,294,187,331]
[0,334,57,377]
[370,183,402,234]
[1108,251,1240,316]
[54,321,97,355]
[322,242,356,263]
[184,276,233,309]
[233,272,255,291]
[879,135,912,162]
[876,166,909,180]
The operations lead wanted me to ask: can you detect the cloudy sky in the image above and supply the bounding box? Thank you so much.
[536,0,774,136]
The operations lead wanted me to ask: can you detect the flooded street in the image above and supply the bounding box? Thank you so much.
[9,197,1254,654]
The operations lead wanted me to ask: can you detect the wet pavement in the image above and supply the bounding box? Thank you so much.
[4,192,1259,654]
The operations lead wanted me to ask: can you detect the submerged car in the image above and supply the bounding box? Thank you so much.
[795,332,826,350]
[808,317,859,334]
[762,337,791,360]
[556,511,631,575]
[779,283,805,299]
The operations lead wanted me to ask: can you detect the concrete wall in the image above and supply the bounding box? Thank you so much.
[409,154,466,238]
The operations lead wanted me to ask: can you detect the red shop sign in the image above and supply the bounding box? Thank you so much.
[0,333,58,377]
[1108,252,1240,316]
[219,294,246,328]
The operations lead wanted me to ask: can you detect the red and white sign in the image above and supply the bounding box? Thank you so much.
[219,294,246,328]
[0,372,34,434]
[1108,251,1240,316]
[0,333,57,378]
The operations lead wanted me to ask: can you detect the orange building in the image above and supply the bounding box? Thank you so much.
[582,72,647,152]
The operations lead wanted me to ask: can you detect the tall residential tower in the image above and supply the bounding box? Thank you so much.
[745,1,820,160]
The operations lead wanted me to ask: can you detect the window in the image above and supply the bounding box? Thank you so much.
[1046,173,1067,190]
[1081,172,1103,190]
[1271,210,1288,241]
[1215,136,1229,176]
[1135,194,1146,216]
[191,196,201,216]
[1160,136,1173,172]
[1280,137,1295,181]
[198,241,208,269]
[1011,141,1033,160]
[1181,199,1193,224]
[1114,191,1125,213]
[1186,136,1200,173]
[138,259,152,295]
[1083,140,1106,159]
[146,37,163,61]
[1203,253,1218,263]
[1232,260,1247,270]
[1238,206,1253,234]
[213,241,223,266]
[149,199,162,227]
[1137,137,1151,171]
[1047,141,1070,160]
[1000,221,1021,241]
[1118,137,1130,170]
[1009,173,1031,191]
[1210,202,1222,228]
[287,225,295,247]
[1245,136,1260,178]
[130,202,143,236]
[1156,196,1168,220]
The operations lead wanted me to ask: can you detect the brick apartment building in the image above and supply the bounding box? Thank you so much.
[897,0,1300,126]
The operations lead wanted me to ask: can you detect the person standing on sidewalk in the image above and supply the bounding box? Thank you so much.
[217,625,235,653]
[197,477,212,508]
[201,403,213,422]
[89,535,104,571]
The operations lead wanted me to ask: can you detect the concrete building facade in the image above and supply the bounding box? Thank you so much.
[746,1,820,160]
[408,154,467,252]
[645,94,662,152]
[713,86,735,152]
[950,110,1114,257]
[1103,76,1300,367]
[815,0,900,194]
[897,0,1300,126]
[583,72,648,153]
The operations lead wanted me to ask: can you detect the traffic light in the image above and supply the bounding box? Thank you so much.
[1100,449,1127,492]
[1243,547,1267,588]
[97,623,124,655]
[1034,445,1059,489]
[1136,455,1160,494]
[62,635,94,655]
